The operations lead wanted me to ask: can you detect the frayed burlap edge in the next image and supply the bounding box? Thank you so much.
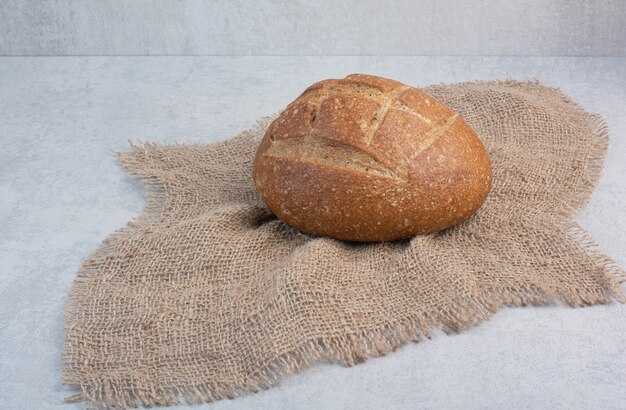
[63,80,625,408]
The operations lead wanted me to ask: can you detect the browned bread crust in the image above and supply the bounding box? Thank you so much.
[253,74,493,242]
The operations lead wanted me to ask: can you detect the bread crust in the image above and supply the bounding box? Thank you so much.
[253,74,493,242]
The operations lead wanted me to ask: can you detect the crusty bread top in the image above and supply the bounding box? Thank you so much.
[264,73,461,181]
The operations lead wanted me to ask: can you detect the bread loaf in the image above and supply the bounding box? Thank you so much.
[253,74,492,242]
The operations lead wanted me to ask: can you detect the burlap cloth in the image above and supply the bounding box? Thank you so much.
[64,80,625,408]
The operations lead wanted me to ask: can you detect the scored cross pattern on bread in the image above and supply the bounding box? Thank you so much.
[265,74,458,181]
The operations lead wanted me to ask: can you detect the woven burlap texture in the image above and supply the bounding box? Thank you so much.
[64,80,625,408]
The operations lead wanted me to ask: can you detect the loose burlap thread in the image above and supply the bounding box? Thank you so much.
[64,80,625,408]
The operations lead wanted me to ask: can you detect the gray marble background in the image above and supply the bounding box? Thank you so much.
[0,0,625,56]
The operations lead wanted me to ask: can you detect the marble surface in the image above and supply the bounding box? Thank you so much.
[0,56,624,409]
[1,0,625,56]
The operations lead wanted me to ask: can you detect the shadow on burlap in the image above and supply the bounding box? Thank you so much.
[63,80,625,408]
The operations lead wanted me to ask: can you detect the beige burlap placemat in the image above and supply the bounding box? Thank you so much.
[63,80,625,408]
